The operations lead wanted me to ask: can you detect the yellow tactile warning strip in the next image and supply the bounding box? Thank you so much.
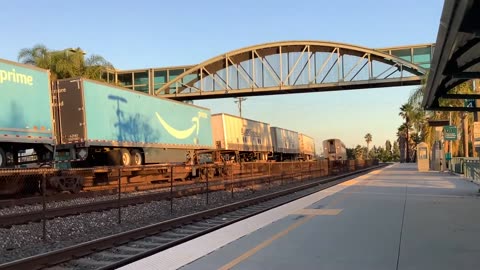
[218,215,315,270]
[294,208,343,216]
[217,175,371,270]
[217,208,344,270]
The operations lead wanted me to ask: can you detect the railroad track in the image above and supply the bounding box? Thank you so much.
[0,170,321,227]
[0,190,118,209]
[0,164,385,270]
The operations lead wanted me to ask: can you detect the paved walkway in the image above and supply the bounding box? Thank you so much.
[121,163,480,270]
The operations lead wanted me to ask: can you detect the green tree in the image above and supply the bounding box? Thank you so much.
[17,44,50,68]
[368,146,378,160]
[364,133,372,153]
[18,44,113,81]
[405,79,475,158]
[346,148,355,160]
[385,140,392,154]
[354,145,364,160]
[392,141,400,161]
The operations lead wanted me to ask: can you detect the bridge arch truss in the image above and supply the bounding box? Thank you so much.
[156,41,427,100]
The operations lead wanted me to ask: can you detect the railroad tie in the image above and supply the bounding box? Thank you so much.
[97,252,133,260]
[130,241,164,248]
[71,258,110,267]
[116,246,150,253]
[147,236,178,243]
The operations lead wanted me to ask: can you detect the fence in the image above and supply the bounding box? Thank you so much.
[449,157,480,183]
[461,159,480,184]
[0,159,377,245]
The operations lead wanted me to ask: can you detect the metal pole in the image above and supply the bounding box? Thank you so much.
[170,166,173,214]
[251,163,254,193]
[235,97,247,118]
[290,163,294,184]
[231,164,234,199]
[239,98,242,118]
[42,173,47,241]
[117,168,121,224]
[449,112,452,170]
[268,162,271,189]
[308,163,311,180]
[251,162,253,177]
[300,163,302,181]
[281,162,284,185]
[206,167,209,205]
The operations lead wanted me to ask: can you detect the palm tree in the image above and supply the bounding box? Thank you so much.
[397,124,408,162]
[364,133,372,153]
[18,44,50,68]
[18,44,113,81]
[399,104,414,162]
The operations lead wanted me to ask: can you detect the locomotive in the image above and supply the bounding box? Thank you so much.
[322,138,347,161]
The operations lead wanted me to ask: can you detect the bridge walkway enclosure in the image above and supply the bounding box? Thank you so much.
[105,42,434,100]
[119,163,480,270]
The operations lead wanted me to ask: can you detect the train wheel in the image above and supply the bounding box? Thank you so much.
[130,149,143,165]
[120,149,131,166]
[0,147,6,168]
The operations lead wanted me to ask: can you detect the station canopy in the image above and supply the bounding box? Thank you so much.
[423,0,480,112]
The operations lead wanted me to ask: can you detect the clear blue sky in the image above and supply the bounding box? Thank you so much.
[0,0,444,153]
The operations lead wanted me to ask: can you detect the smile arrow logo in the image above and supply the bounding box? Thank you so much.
[155,112,199,139]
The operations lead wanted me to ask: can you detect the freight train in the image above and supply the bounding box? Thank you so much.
[0,56,316,170]
[0,58,320,194]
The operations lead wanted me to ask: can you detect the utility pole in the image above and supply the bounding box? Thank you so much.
[234,97,247,118]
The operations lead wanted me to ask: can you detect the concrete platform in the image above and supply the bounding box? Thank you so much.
[120,163,480,270]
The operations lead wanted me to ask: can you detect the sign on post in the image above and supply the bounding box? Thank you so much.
[443,125,457,141]
[465,99,475,108]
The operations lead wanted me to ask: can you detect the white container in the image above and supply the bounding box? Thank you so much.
[270,127,300,154]
[299,133,315,157]
[211,113,272,154]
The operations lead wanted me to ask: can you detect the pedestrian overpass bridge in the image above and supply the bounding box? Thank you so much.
[106,41,434,100]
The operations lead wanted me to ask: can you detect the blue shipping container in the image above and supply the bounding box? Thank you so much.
[0,59,53,144]
[56,78,213,149]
